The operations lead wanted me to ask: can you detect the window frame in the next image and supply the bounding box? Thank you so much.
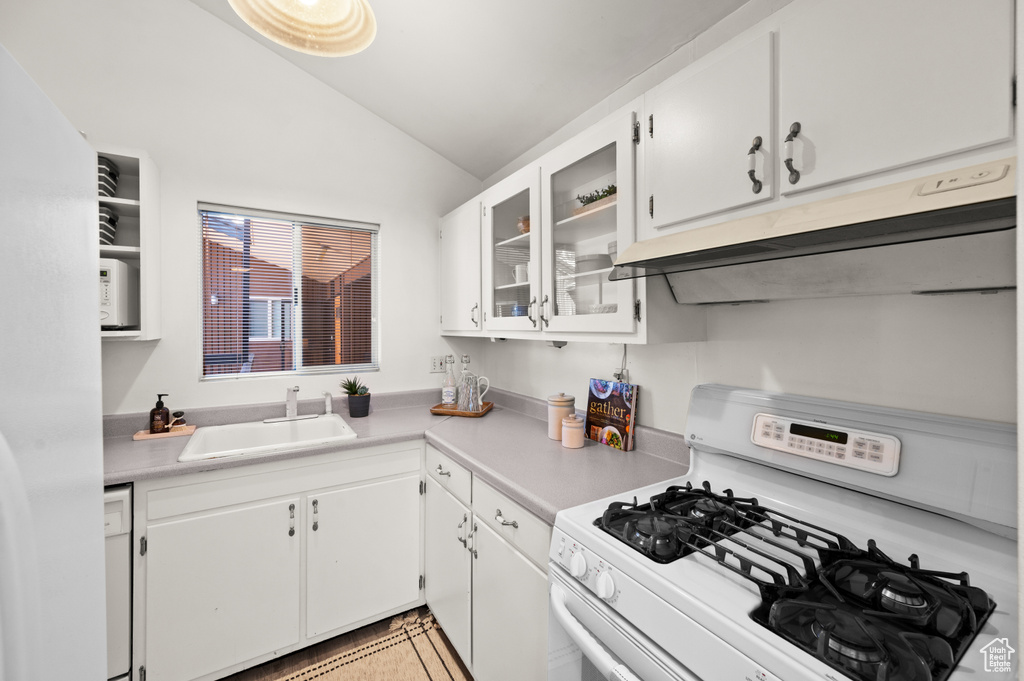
[198,203,380,381]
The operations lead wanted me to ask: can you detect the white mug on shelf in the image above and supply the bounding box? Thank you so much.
[513,264,529,283]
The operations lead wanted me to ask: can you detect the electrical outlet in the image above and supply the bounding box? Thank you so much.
[429,356,446,373]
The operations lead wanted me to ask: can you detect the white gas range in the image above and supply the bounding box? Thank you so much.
[548,385,1017,681]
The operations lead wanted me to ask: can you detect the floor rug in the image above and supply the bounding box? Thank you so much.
[224,609,472,681]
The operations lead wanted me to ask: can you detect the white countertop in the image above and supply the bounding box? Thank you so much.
[104,400,689,525]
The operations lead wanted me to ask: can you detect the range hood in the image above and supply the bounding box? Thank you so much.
[612,158,1016,304]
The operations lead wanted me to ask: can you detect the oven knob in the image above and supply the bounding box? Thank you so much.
[569,552,588,579]
[595,572,615,600]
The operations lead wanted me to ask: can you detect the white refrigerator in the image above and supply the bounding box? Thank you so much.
[0,44,108,681]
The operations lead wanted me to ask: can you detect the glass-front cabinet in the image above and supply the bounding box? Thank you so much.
[481,165,542,333]
[540,109,637,334]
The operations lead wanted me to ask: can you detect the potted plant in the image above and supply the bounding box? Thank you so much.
[341,377,371,418]
[573,184,617,216]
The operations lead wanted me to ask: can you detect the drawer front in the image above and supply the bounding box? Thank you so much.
[426,445,471,505]
[472,479,550,571]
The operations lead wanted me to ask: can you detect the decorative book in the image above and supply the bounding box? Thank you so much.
[584,379,638,451]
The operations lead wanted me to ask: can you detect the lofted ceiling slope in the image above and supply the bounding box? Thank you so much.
[188,0,749,180]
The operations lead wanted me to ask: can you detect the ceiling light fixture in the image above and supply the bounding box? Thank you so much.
[227,0,376,57]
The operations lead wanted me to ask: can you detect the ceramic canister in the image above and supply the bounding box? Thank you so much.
[561,414,585,449]
[547,392,575,440]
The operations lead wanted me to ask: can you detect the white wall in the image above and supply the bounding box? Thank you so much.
[0,0,481,414]
[450,291,1016,434]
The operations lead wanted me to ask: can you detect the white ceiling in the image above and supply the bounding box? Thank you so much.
[189,0,749,181]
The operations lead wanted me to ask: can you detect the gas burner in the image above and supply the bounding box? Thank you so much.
[811,608,886,664]
[877,572,930,614]
[689,497,733,520]
[624,515,685,559]
[594,481,756,564]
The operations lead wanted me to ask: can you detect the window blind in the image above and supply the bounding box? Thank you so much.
[199,204,378,378]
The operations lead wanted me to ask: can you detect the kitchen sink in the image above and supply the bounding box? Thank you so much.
[177,414,358,462]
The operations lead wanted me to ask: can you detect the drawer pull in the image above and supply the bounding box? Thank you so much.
[457,514,468,546]
[288,503,295,537]
[435,464,451,478]
[312,499,319,531]
[467,522,478,558]
[495,508,519,529]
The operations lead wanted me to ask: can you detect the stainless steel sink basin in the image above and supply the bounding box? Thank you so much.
[177,414,357,462]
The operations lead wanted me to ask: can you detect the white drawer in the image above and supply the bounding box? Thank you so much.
[426,445,471,506]
[472,479,551,571]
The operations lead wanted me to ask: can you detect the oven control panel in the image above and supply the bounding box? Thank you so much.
[751,413,900,476]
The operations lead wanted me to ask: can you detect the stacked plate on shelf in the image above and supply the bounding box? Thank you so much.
[97,156,119,197]
[99,206,118,245]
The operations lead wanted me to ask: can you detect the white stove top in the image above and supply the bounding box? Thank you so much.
[550,386,1017,681]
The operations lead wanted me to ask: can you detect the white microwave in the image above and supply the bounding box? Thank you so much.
[99,258,139,329]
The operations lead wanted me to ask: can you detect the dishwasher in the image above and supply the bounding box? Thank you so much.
[104,486,131,681]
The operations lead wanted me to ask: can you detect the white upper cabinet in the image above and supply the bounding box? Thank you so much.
[439,198,482,334]
[778,0,1013,194]
[540,109,638,334]
[481,164,542,333]
[645,32,774,230]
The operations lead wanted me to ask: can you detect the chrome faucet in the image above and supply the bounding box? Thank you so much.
[286,386,299,418]
[323,391,333,415]
[264,386,317,423]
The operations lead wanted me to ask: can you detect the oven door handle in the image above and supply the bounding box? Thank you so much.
[550,583,643,681]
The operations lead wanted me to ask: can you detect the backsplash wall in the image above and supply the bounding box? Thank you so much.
[447,291,1016,434]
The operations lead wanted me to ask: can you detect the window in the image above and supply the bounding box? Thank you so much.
[200,204,378,378]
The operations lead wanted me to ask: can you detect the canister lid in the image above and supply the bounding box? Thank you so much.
[547,392,575,406]
[562,414,583,427]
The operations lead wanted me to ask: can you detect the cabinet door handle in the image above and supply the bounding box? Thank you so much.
[288,503,295,537]
[527,296,538,328]
[467,522,478,558]
[747,136,764,194]
[495,508,519,529]
[783,122,801,185]
[435,464,451,478]
[470,303,479,327]
[457,514,468,546]
[312,498,319,531]
[539,295,550,328]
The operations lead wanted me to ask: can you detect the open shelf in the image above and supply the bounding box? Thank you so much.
[100,244,142,259]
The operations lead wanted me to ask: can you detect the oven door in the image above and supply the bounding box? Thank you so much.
[549,567,700,681]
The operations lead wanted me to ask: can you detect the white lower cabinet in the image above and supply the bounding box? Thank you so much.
[423,446,550,681]
[423,476,473,663]
[145,497,302,681]
[306,474,422,637]
[470,519,549,681]
[134,442,425,681]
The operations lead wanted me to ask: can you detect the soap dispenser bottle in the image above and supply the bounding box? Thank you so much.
[150,393,170,434]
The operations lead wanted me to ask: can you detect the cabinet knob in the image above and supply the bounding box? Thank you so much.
[783,122,802,185]
[435,464,451,478]
[747,136,764,194]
